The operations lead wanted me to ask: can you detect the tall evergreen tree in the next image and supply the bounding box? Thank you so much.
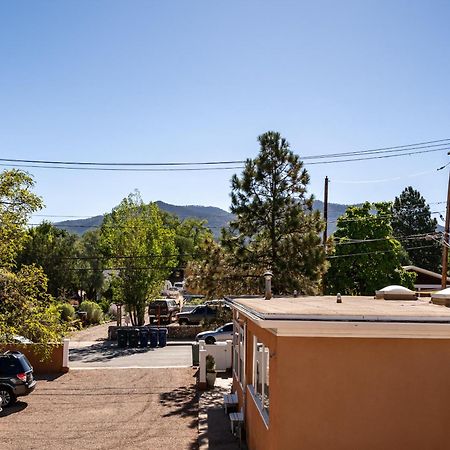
[392,186,441,272]
[222,131,326,294]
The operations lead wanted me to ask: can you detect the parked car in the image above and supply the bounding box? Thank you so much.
[0,351,36,407]
[176,304,229,325]
[148,299,180,324]
[196,322,234,344]
[173,281,185,291]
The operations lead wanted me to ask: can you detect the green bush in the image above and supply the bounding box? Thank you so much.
[98,299,111,314]
[79,300,103,324]
[60,303,75,321]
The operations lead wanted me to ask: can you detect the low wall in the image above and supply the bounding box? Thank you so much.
[108,325,202,341]
[198,340,233,389]
[0,341,68,375]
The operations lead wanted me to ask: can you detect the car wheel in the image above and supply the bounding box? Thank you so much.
[179,319,188,326]
[205,336,216,345]
[0,387,16,407]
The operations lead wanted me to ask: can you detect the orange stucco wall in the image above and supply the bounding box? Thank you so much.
[0,344,66,374]
[232,311,450,450]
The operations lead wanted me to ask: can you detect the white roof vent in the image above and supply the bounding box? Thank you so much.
[431,288,450,299]
[375,285,417,300]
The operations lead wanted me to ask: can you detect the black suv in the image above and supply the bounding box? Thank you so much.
[0,351,36,407]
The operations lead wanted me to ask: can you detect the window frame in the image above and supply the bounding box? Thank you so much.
[249,335,270,428]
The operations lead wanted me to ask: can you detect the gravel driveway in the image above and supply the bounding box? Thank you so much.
[0,368,199,450]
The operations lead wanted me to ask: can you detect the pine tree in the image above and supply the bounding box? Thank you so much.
[392,186,441,272]
[222,131,326,294]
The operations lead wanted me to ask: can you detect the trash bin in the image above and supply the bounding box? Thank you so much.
[158,327,168,347]
[139,328,149,347]
[117,328,128,348]
[149,328,158,348]
[191,343,199,366]
[128,328,140,347]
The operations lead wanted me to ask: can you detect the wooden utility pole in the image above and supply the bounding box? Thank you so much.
[323,176,329,248]
[441,170,450,289]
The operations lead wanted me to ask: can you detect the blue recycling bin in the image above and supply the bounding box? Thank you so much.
[158,328,168,347]
[149,328,158,348]
[139,328,149,347]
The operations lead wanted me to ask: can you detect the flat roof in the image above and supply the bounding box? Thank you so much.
[228,296,450,323]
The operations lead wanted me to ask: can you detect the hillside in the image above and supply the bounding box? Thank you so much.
[54,200,350,237]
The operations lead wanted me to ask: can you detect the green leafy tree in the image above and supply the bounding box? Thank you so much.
[16,222,80,297]
[76,229,104,300]
[0,169,43,267]
[0,170,66,349]
[326,202,415,295]
[160,212,213,269]
[222,131,326,294]
[100,192,177,325]
[391,186,441,272]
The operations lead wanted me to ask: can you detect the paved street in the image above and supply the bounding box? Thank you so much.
[70,341,193,369]
[68,322,193,369]
[0,368,199,450]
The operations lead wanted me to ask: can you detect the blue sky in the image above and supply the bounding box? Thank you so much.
[1,1,449,222]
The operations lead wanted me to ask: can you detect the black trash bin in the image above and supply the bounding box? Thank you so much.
[128,328,140,347]
[158,327,168,347]
[117,328,128,348]
[149,328,158,348]
[139,328,149,347]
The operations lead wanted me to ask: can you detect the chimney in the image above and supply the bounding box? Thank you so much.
[263,271,273,300]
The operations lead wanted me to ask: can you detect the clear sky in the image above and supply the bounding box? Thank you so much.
[1,1,449,223]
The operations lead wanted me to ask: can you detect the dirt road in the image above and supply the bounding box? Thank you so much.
[0,368,198,450]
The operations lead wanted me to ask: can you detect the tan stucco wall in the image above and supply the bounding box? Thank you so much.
[274,337,450,450]
[232,307,450,450]
[233,313,279,450]
[1,344,66,374]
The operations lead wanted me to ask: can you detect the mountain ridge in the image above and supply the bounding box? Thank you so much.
[53,200,348,237]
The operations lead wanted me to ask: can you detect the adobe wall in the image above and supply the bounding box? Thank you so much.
[0,343,67,374]
[232,312,279,450]
[273,337,450,450]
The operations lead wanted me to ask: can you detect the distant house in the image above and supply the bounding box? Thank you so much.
[403,265,449,292]
[226,294,450,450]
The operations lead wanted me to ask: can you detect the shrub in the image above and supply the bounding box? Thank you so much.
[206,355,216,372]
[60,303,75,321]
[99,299,111,314]
[79,300,103,324]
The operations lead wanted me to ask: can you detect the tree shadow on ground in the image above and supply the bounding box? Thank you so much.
[0,401,27,417]
[160,384,200,450]
[69,342,156,363]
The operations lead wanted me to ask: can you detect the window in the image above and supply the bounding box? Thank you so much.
[223,324,233,332]
[252,337,270,419]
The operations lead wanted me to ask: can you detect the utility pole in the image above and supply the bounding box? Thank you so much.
[322,176,329,296]
[323,176,329,248]
[442,169,450,289]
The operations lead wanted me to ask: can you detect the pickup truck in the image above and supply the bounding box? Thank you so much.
[148,299,180,324]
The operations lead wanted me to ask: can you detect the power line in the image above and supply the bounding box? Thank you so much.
[307,147,448,166]
[1,138,448,171]
[326,244,436,259]
[0,163,245,172]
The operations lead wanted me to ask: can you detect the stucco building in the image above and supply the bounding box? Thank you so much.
[226,295,450,450]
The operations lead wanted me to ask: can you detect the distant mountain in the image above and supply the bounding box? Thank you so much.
[54,200,349,237]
